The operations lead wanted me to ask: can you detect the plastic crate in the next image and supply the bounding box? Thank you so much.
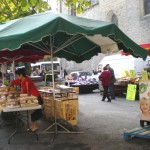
[72,87,79,94]
[43,97,54,119]
[56,99,78,125]
[67,92,78,99]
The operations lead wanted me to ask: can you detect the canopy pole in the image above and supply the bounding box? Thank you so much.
[51,37,58,134]
[12,60,15,80]
[41,36,83,140]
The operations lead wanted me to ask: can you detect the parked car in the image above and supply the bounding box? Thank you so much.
[66,71,92,80]
[92,72,101,82]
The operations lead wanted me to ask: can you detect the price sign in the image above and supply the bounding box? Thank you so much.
[129,70,136,77]
[141,71,148,80]
[126,84,137,101]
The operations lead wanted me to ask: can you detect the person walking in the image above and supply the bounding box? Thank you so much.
[99,66,111,102]
[106,64,116,100]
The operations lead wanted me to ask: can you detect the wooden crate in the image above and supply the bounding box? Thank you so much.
[56,99,78,125]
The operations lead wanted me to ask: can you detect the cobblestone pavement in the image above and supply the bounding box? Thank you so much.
[0,91,150,150]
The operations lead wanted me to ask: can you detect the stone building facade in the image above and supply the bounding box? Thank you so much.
[54,0,150,74]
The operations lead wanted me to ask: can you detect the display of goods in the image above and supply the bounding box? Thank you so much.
[20,94,28,97]
[0,95,6,100]
[7,93,17,99]
[0,99,6,108]
[9,87,16,91]
[0,92,41,108]
[0,87,7,91]
[0,95,7,108]
[17,95,38,107]
[6,98,20,108]
[60,87,73,93]
[0,91,8,95]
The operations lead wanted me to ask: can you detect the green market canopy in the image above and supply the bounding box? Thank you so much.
[0,11,148,62]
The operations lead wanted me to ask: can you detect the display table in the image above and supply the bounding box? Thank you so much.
[71,84,99,93]
[3,105,42,144]
[99,81,128,96]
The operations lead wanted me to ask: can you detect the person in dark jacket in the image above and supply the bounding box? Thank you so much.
[106,64,116,100]
[99,66,111,102]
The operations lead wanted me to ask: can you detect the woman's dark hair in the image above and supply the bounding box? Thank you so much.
[15,68,26,77]
[103,66,107,70]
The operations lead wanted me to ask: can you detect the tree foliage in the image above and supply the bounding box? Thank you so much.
[0,0,90,75]
[62,0,91,14]
[0,0,90,22]
[0,0,49,22]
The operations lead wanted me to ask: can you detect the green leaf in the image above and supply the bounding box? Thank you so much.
[29,0,37,6]
[72,0,77,6]
[21,0,27,7]
[76,5,84,14]
[84,1,91,7]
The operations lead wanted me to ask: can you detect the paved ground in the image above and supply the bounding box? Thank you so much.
[0,91,150,150]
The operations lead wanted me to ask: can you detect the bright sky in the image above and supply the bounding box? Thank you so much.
[47,0,58,12]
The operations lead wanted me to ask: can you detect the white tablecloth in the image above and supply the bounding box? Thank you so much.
[3,105,42,113]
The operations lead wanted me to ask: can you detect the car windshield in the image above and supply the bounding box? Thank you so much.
[79,72,92,76]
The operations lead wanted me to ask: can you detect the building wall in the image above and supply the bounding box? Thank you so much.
[79,0,150,44]
[56,0,150,73]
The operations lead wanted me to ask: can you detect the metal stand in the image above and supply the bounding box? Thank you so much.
[0,111,16,129]
[8,111,38,144]
[38,37,83,143]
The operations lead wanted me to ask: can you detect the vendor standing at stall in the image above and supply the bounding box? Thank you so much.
[7,68,43,132]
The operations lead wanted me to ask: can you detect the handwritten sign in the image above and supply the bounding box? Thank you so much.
[126,84,137,101]
[121,70,129,77]
[129,70,136,77]
[141,71,148,80]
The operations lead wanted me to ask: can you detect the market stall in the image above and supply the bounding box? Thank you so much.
[70,83,99,93]
[38,85,79,129]
[0,86,42,143]
[99,69,140,98]
[0,11,148,138]
[124,70,150,140]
